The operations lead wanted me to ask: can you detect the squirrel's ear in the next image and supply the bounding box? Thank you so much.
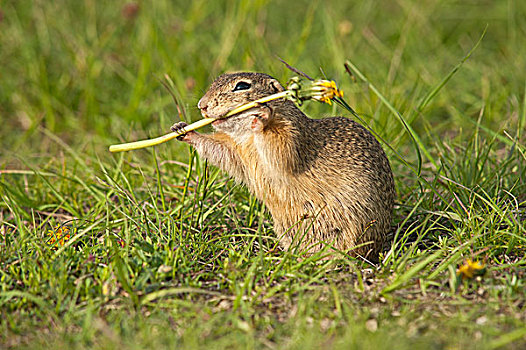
[251,105,272,132]
[270,80,284,93]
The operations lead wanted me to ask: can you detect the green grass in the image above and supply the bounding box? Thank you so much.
[1,0,525,348]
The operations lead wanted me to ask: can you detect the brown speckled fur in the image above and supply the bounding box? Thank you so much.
[173,72,395,260]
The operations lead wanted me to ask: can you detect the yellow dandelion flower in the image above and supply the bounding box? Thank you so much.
[284,78,344,106]
[303,80,344,106]
[456,259,486,280]
[296,80,343,105]
[46,226,72,247]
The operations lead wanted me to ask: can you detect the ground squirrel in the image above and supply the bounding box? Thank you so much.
[172,72,395,260]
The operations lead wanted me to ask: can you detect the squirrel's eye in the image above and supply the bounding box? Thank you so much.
[233,81,251,91]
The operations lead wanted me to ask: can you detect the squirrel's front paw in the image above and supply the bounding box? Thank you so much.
[170,122,194,141]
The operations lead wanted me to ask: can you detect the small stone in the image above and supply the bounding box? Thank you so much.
[237,320,251,332]
[157,265,172,273]
[320,318,332,331]
[476,316,488,325]
[365,319,378,332]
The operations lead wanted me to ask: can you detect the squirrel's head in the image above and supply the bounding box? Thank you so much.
[198,72,293,143]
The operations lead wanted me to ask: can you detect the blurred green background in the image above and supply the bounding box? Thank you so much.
[1,0,525,160]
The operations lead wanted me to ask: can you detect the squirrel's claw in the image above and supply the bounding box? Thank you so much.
[171,122,193,141]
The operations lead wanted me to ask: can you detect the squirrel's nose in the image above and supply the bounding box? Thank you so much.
[198,98,207,110]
